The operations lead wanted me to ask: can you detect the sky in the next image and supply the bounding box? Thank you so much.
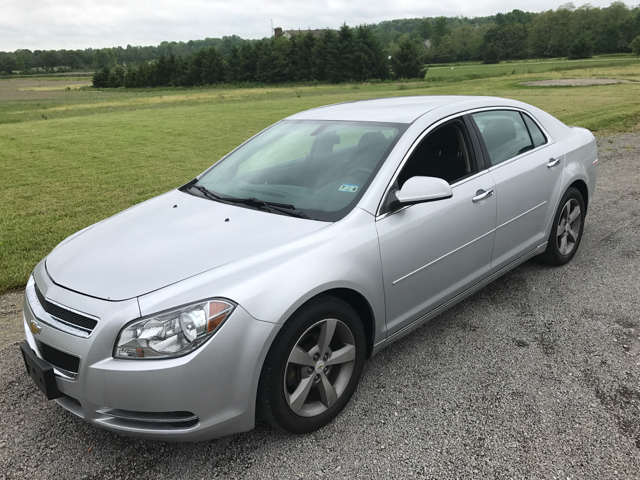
[0,0,631,52]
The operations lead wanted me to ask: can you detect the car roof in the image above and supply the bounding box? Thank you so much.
[286,95,524,124]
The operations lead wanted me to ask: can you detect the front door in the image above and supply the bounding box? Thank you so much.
[376,118,496,336]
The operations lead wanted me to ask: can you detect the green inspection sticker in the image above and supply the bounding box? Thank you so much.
[339,183,359,193]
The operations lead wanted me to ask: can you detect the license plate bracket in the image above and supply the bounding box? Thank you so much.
[20,341,63,400]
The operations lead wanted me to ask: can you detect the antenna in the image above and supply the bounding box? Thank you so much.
[271,19,274,37]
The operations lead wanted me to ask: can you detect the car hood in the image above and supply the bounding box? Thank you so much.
[46,189,328,301]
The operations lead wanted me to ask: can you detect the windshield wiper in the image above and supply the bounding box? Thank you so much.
[226,197,312,219]
[184,184,234,204]
[183,184,312,219]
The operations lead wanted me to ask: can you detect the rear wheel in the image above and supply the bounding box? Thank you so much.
[257,295,366,434]
[537,187,585,266]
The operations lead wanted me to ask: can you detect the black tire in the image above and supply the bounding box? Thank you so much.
[257,295,366,434]
[537,186,585,266]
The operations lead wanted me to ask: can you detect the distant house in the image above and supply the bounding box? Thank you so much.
[274,27,333,39]
[422,39,432,51]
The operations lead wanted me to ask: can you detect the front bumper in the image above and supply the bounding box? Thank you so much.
[23,265,280,441]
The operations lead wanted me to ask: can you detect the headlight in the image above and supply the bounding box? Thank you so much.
[114,299,235,359]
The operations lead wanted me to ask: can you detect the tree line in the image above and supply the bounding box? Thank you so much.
[92,25,427,88]
[0,36,245,75]
[423,2,640,63]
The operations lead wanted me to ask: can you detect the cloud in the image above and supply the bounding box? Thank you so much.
[0,0,624,51]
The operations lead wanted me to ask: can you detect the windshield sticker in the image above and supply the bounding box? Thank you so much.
[339,184,359,193]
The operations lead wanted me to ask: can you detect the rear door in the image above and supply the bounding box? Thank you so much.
[470,109,565,270]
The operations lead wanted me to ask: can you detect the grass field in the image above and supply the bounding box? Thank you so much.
[424,55,640,81]
[1,58,640,293]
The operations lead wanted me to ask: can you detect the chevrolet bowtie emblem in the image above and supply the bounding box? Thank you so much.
[29,320,42,335]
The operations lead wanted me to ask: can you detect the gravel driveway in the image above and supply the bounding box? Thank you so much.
[1,134,639,480]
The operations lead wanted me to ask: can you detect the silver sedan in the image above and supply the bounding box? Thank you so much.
[20,96,597,440]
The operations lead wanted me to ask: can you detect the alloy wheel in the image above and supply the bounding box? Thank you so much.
[283,318,356,417]
[556,198,582,256]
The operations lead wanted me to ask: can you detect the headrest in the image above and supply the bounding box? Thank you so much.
[315,132,340,146]
[357,131,387,149]
[482,119,516,141]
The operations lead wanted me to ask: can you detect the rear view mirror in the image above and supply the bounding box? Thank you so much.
[395,176,453,205]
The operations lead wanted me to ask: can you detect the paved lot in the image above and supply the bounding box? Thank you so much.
[1,134,639,479]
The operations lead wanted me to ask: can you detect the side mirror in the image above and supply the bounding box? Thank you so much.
[394,176,453,206]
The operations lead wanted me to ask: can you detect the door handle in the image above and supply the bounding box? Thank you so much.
[472,189,494,203]
[547,157,561,168]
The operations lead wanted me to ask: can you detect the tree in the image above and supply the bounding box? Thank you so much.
[200,48,226,84]
[289,33,316,82]
[107,65,125,87]
[568,35,594,59]
[123,65,138,87]
[432,17,451,46]
[631,35,640,60]
[390,36,424,79]
[225,45,242,83]
[418,19,432,40]
[482,23,528,62]
[257,37,291,83]
[93,48,116,69]
[92,66,110,88]
[352,25,389,80]
[312,30,337,81]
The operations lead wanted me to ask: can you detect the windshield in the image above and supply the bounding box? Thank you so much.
[190,120,407,221]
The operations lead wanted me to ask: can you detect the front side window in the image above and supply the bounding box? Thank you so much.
[189,120,407,221]
[398,119,476,188]
[471,110,536,166]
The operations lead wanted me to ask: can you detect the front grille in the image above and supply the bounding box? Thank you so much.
[35,340,80,379]
[34,282,98,333]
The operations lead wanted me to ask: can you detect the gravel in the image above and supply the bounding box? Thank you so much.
[1,133,640,479]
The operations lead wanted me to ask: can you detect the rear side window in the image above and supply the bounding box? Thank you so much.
[522,113,547,148]
[471,110,533,166]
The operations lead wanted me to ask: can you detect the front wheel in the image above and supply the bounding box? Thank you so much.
[537,186,585,266]
[257,295,366,434]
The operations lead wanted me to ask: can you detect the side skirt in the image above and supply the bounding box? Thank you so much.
[370,242,547,356]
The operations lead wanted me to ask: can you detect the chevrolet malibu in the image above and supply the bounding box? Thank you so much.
[21,96,597,440]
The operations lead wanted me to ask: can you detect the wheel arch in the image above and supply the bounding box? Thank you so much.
[568,179,589,213]
[301,288,377,359]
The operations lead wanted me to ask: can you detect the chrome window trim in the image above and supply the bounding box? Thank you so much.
[376,105,556,221]
[375,106,555,218]
[465,106,554,146]
[375,107,504,218]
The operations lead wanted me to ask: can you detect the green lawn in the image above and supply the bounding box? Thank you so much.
[2,62,640,293]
